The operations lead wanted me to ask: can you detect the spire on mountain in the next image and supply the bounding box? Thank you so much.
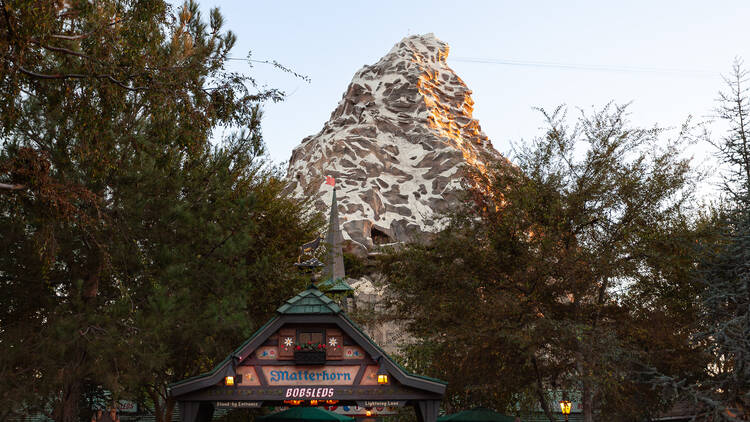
[325,185,345,282]
[318,181,353,294]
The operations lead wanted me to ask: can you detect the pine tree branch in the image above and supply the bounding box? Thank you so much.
[36,42,94,61]
[17,66,146,91]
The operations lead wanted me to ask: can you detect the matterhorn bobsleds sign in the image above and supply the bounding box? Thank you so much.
[168,285,446,422]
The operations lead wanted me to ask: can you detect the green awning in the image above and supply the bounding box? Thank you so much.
[259,407,355,422]
[438,407,517,422]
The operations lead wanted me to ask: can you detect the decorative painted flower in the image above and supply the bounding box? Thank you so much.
[283,337,294,347]
[328,338,338,347]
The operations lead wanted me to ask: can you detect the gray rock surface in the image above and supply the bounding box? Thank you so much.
[287,33,503,251]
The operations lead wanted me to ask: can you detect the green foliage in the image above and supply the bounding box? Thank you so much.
[0,1,317,421]
[380,104,707,421]
[343,252,371,279]
[650,60,750,421]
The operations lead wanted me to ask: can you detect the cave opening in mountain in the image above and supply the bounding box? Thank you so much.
[370,227,392,245]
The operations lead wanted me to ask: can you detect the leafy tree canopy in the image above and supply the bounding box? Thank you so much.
[649,60,750,422]
[380,104,710,422]
[0,1,318,421]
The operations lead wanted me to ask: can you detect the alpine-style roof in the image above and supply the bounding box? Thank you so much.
[276,285,342,315]
[168,284,446,398]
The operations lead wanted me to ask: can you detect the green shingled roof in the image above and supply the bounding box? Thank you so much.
[317,277,354,293]
[276,285,342,314]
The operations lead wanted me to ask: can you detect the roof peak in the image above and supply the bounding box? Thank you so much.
[276,285,342,315]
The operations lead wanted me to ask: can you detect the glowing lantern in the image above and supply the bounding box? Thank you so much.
[376,365,389,385]
[310,400,318,406]
[559,400,571,422]
[224,376,234,386]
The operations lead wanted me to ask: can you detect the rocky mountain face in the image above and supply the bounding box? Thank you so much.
[287,33,502,253]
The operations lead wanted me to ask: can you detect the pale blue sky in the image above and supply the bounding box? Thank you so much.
[196,1,750,174]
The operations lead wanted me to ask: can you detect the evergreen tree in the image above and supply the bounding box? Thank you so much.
[699,61,750,420]
[651,61,750,421]
[0,1,317,421]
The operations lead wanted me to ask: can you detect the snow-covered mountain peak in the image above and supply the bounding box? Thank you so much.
[287,34,504,252]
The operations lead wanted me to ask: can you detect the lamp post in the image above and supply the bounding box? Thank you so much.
[559,400,571,422]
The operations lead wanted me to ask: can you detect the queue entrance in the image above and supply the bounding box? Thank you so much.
[169,285,446,422]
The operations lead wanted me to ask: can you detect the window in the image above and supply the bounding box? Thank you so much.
[298,329,323,344]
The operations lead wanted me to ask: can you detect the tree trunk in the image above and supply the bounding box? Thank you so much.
[164,398,175,422]
[581,380,593,422]
[82,248,103,301]
[52,262,101,422]
[151,389,176,422]
[52,367,81,422]
[152,390,162,422]
[532,357,558,422]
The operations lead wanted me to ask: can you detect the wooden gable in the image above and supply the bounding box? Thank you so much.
[169,286,445,422]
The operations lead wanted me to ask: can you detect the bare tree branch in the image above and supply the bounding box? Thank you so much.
[0,183,25,190]
[18,66,146,91]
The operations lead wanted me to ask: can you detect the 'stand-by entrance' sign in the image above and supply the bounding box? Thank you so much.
[261,366,359,385]
[215,401,262,409]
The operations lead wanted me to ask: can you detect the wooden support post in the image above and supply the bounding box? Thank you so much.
[179,402,214,422]
[416,400,441,422]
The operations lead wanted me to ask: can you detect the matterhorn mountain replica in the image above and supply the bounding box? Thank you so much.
[288,33,504,353]
[287,33,502,253]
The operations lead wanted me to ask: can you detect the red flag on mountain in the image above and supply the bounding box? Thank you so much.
[325,176,335,186]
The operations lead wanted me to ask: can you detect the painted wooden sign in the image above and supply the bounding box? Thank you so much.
[261,365,360,385]
[284,387,336,398]
[186,384,441,402]
[357,400,407,407]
